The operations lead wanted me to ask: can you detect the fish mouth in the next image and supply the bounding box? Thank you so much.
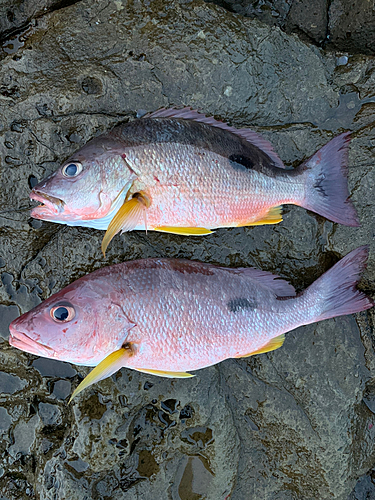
[30,190,65,218]
[9,323,55,357]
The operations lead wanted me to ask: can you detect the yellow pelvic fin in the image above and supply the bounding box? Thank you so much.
[235,333,285,358]
[69,346,132,403]
[239,206,283,227]
[155,226,213,236]
[133,367,195,378]
[102,192,150,257]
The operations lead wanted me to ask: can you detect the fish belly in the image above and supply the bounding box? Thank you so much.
[126,143,304,230]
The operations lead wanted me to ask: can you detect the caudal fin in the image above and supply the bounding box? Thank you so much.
[307,246,373,322]
[300,133,359,226]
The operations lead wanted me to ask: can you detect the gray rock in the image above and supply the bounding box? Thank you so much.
[0,0,374,499]
[0,371,26,394]
[328,0,375,55]
[39,402,62,426]
[0,407,12,433]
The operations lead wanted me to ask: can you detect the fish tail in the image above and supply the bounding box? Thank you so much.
[298,133,359,226]
[305,246,373,322]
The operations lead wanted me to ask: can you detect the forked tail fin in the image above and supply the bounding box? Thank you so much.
[299,133,359,226]
[306,246,373,322]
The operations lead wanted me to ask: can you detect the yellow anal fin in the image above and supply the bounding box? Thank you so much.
[235,333,285,358]
[239,206,283,227]
[102,192,150,256]
[155,226,213,236]
[69,346,132,403]
[134,367,195,378]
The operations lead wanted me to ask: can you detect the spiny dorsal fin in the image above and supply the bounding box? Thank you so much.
[144,107,285,169]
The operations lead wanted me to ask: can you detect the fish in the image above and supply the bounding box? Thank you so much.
[9,246,373,402]
[29,108,359,255]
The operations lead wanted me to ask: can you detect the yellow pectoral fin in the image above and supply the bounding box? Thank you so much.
[235,334,285,358]
[134,367,195,378]
[155,226,213,236]
[102,192,150,256]
[69,346,132,403]
[239,206,283,227]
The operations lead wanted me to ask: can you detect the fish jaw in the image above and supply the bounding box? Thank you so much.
[9,321,56,358]
[30,189,65,220]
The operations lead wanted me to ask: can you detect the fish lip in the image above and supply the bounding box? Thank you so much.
[9,323,55,357]
[30,190,65,215]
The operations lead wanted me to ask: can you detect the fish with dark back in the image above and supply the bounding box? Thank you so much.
[29,108,359,255]
[9,247,374,401]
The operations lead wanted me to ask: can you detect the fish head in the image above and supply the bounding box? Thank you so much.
[9,276,134,366]
[30,138,136,223]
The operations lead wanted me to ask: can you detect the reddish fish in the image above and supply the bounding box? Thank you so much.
[30,108,359,255]
[9,247,373,401]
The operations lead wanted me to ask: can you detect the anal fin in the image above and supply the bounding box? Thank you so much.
[235,333,285,358]
[134,367,195,378]
[239,206,283,227]
[155,226,213,236]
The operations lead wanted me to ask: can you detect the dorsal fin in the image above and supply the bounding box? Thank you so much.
[144,107,285,169]
[226,267,296,297]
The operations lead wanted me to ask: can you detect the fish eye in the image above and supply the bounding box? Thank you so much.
[50,305,75,322]
[62,162,82,177]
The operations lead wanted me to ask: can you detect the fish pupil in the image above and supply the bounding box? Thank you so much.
[65,163,78,176]
[54,307,69,321]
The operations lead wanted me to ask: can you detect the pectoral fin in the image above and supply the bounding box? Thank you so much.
[155,226,213,236]
[102,192,150,256]
[239,206,283,227]
[235,334,285,358]
[69,346,133,403]
[133,367,195,378]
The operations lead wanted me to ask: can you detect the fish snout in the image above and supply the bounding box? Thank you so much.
[9,321,55,357]
[30,189,65,217]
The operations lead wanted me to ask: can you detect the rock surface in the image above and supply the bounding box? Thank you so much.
[206,0,375,54]
[0,1,375,499]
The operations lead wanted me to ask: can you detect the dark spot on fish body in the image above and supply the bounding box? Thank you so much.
[227,297,257,313]
[229,154,255,171]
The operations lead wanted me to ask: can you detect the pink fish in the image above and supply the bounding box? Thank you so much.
[9,247,373,402]
[30,108,359,255]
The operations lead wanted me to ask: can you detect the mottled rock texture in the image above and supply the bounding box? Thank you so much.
[1,1,375,499]
[206,0,375,54]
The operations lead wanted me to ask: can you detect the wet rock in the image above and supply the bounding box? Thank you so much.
[285,0,328,44]
[32,357,76,378]
[0,0,374,499]
[39,402,62,426]
[0,370,26,394]
[8,414,39,459]
[0,407,12,432]
[328,0,375,56]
